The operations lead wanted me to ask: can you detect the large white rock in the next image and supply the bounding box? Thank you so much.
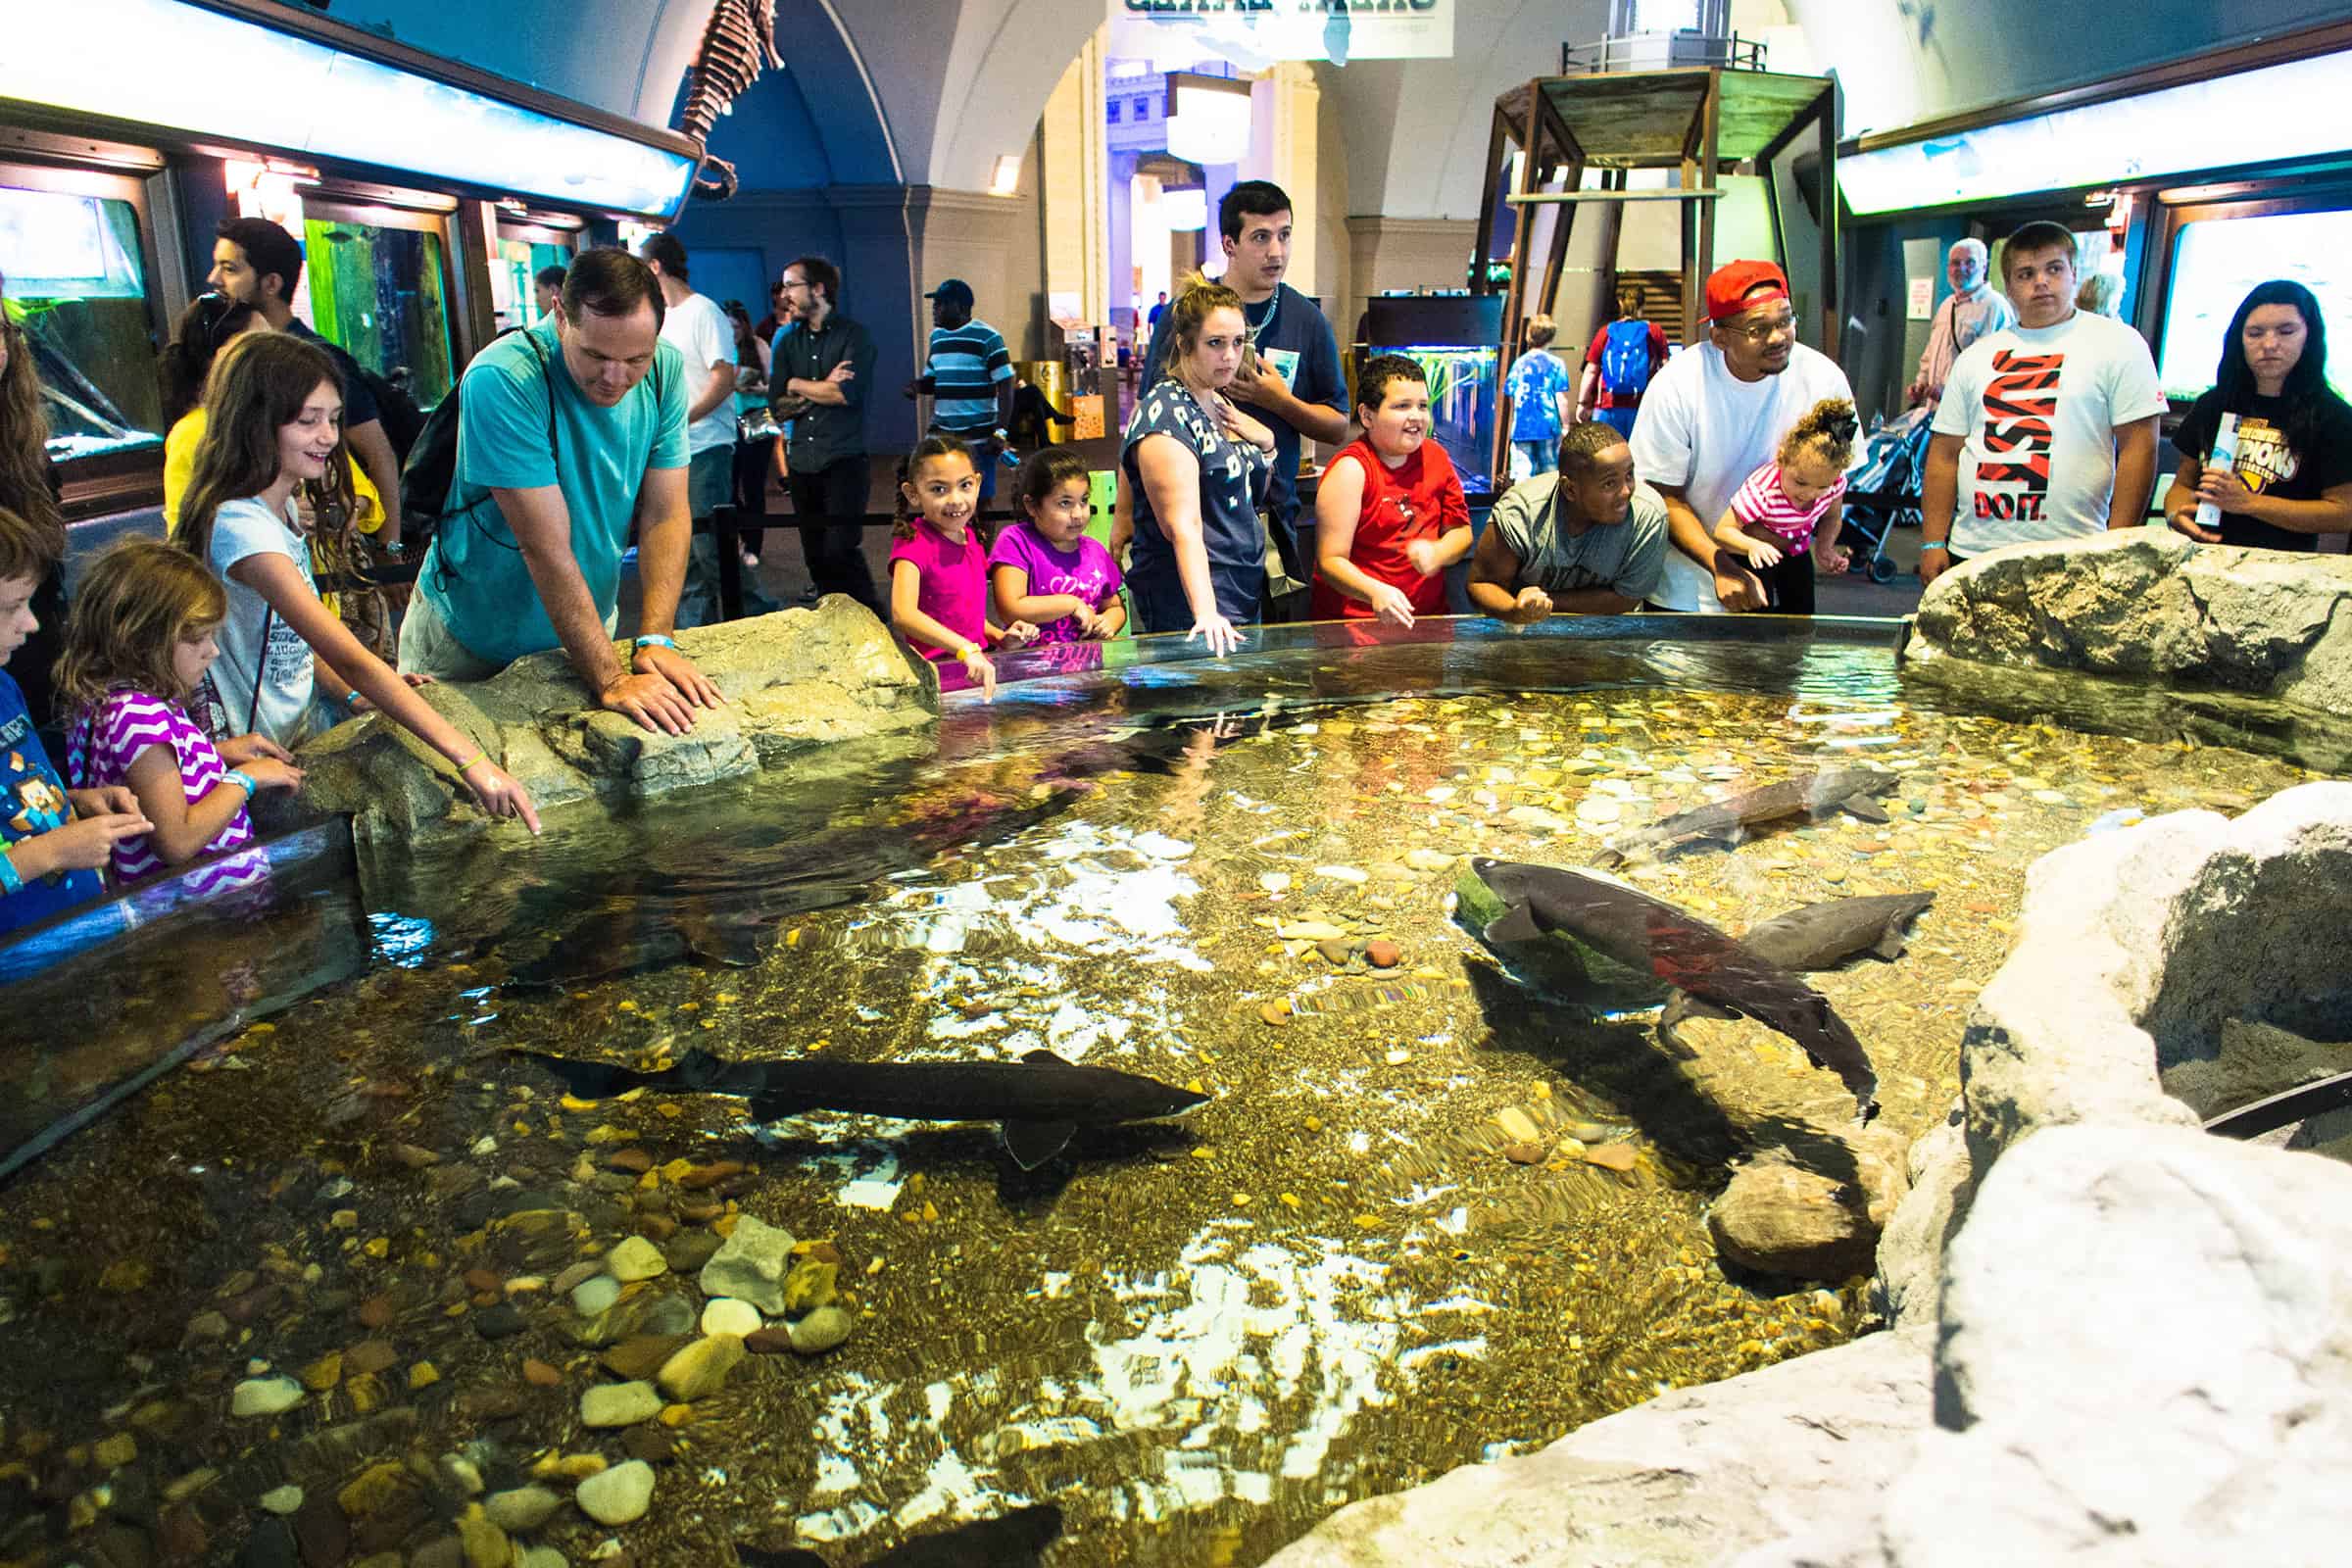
[1260,1328,1933,1568]
[1956,781,2352,1170]
[1880,1124,2352,1563]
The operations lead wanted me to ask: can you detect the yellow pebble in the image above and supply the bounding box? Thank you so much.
[559,1095,598,1112]
[920,1201,940,1223]
[616,1001,637,1012]
[1303,1116,1322,1133]
[1353,1214,1380,1229]
[678,1002,699,1012]
[656,1103,683,1120]
[1279,1193,1300,1208]
[1190,1148,1215,1161]
[363,1238,389,1259]
[715,993,737,1004]
[785,929,804,948]
[407,1362,439,1391]
[659,1404,694,1427]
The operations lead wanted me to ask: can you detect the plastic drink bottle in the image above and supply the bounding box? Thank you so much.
[2193,413,2240,535]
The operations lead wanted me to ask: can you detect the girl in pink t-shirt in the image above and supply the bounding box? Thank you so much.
[1711,397,1858,615]
[889,436,1037,698]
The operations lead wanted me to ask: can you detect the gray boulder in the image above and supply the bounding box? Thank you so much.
[697,1215,797,1316]
[1261,1327,1933,1568]
[299,596,936,845]
[1905,532,2352,716]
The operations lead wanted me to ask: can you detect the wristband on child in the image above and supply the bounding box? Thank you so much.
[633,634,678,653]
[1919,541,1949,555]
[0,847,23,896]
[344,689,365,710]
[453,752,489,775]
[227,769,259,800]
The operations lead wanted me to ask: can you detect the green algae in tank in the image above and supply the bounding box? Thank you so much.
[0,668,2326,1567]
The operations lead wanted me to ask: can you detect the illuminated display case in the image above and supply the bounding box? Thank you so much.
[2157,205,2352,404]
[1361,294,1506,497]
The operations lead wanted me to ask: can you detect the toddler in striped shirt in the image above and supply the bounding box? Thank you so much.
[57,539,303,892]
[1711,398,1858,615]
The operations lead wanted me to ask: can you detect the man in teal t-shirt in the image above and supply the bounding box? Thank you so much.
[403,249,722,736]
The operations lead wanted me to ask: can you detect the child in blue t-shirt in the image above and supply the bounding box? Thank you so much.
[0,506,152,937]
[1504,316,1572,482]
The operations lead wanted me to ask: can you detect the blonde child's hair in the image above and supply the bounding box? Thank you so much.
[893,434,985,543]
[1777,397,1859,471]
[1525,315,1557,348]
[56,536,229,711]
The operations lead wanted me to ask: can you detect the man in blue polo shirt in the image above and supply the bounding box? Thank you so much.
[1143,180,1348,619]
[400,249,721,736]
[908,278,1014,500]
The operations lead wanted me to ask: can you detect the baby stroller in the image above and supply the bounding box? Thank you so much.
[1839,406,1932,583]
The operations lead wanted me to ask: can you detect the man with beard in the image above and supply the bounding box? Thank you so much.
[1628,261,1854,612]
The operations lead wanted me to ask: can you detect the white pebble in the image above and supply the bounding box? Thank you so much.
[230,1376,304,1419]
[701,1298,763,1338]
[575,1459,655,1525]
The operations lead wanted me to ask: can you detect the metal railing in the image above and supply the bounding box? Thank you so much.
[1560,31,1768,74]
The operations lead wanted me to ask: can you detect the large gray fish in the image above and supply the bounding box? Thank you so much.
[1592,768,1900,867]
[1660,891,1935,1038]
[514,1049,1207,1169]
[1467,858,1880,1119]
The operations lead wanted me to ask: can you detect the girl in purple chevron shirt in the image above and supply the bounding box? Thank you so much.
[56,538,302,892]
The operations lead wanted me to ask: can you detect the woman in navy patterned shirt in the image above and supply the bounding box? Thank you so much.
[1120,277,1277,654]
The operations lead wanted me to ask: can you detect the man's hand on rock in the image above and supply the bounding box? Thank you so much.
[603,646,721,737]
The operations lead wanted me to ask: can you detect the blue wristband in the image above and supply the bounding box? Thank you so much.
[228,769,259,801]
[633,634,678,652]
[344,689,365,709]
[0,847,23,896]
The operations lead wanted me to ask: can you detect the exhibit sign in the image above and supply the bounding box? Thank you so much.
[1110,0,1454,66]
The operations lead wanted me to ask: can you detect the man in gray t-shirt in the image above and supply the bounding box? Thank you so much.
[1469,421,1668,620]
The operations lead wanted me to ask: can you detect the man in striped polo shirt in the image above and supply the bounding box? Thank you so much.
[908,278,1015,500]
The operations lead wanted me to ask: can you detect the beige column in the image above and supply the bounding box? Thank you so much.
[1038,25,1110,324]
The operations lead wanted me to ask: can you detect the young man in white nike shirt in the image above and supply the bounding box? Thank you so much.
[1919,220,2164,584]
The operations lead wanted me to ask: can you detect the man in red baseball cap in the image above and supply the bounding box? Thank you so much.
[1626,259,1854,611]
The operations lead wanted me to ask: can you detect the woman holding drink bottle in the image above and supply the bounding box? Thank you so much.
[2166,279,2352,550]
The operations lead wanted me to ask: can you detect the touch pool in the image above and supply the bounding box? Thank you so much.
[0,617,2331,1567]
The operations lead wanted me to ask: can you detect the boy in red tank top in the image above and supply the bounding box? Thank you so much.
[1310,355,1473,626]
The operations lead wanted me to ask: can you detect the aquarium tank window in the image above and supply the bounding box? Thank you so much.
[1386,346,1498,496]
[2158,208,2352,404]
[303,218,459,409]
[0,184,164,465]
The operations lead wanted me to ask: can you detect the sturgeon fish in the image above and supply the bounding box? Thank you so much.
[1660,891,1936,1038]
[1467,858,1880,1119]
[1592,767,1900,867]
[514,1048,1207,1169]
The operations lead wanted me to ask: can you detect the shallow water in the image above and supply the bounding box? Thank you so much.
[0,622,2327,1566]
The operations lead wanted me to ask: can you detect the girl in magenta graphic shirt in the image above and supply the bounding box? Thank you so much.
[989,446,1126,645]
[889,435,1037,698]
